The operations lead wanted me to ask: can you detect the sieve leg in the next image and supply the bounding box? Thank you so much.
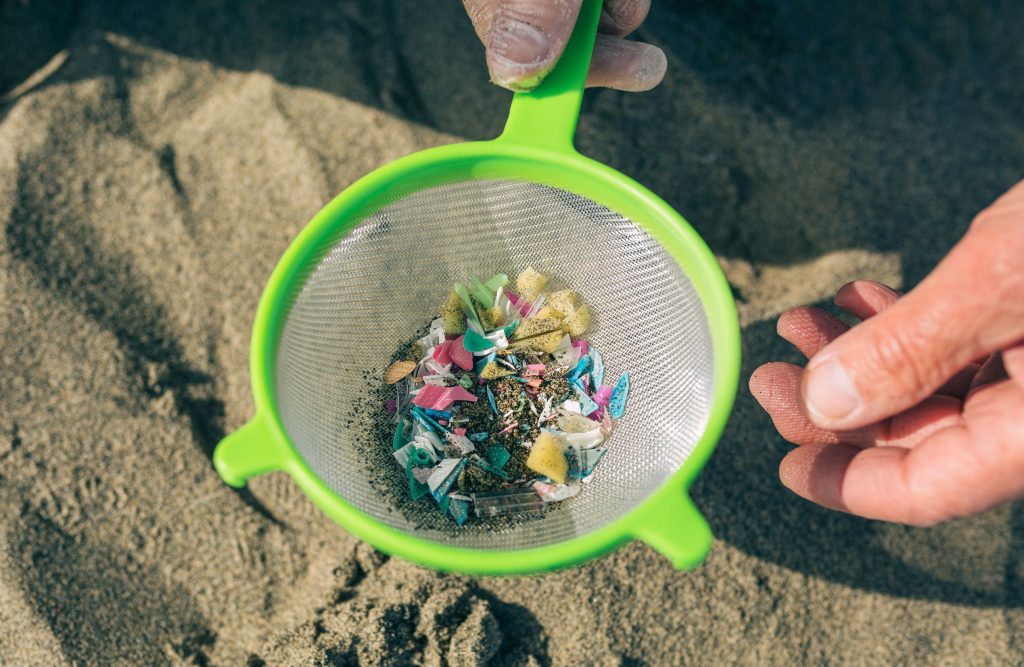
[633,491,713,570]
[213,414,290,488]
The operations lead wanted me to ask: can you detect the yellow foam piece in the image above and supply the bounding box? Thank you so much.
[481,306,505,329]
[440,290,465,335]
[507,330,565,354]
[533,305,565,321]
[562,304,591,337]
[516,267,549,303]
[511,317,562,341]
[479,361,514,380]
[526,432,568,484]
[545,289,579,317]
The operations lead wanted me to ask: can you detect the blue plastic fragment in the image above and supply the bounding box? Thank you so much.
[411,406,446,432]
[430,458,466,507]
[572,379,600,416]
[580,447,607,475]
[468,432,490,442]
[423,408,453,420]
[590,348,605,388]
[486,385,498,415]
[568,354,591,383]
[608,372,630,419]
[473,350,496,374]
[448,496,470,525]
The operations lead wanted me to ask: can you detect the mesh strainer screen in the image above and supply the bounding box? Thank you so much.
[275,179,714,550]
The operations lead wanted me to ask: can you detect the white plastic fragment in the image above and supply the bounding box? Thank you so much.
[533,481,581,502]
[446,431,475,455]
[427,458,462,492]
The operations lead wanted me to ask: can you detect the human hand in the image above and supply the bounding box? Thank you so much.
[750,180,1024,526]
[462,0,666,92]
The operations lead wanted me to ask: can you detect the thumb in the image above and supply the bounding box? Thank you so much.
[800,180,1024,430]
[481,0,582,91]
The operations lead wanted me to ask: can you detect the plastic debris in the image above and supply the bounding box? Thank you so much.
[533,481,581,502]
[526,432,568,484]
[380,268,631,524]
[608,373,630,419]
[472,489,544,517]
[413,384,479,411]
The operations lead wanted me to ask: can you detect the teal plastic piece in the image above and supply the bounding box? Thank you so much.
[486,445,511,470]
[393,418,410,451]
[213,0,741,575]
[463,328,495,352]
[608,373,630,419]
[591,348,604,388]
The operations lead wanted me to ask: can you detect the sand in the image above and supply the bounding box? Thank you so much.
[2,0,1024,664]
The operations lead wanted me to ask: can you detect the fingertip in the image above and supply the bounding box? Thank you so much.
[586,36,666,92]
[834,280,901,319]
[779,443,859,512]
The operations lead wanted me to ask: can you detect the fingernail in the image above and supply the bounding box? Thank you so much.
[488,19,552,84]
[803,357,860,423]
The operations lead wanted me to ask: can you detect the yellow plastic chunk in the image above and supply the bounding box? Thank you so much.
[440,290,466,335]
[562,304,591,337]
[516,267,549,302]
[526,432,568,484]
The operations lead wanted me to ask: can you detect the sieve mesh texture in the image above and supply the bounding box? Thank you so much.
[274,179,714,550]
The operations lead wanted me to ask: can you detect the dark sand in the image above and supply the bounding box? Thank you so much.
[2,1,1024,664]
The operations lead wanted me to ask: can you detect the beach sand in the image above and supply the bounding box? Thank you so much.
[2,1,1023,664]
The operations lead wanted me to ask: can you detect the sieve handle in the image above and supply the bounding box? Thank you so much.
[213,414,289,488]
[633,490,714,569]
[496,0,602,151]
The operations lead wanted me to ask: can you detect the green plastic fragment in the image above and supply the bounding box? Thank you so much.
[458,374,474,389]
[484,273,509,293]
[463,328,494,352]
[486,444,511,470]
[393,418,411,451]
[453,282,482,329]
[470,276,495,309]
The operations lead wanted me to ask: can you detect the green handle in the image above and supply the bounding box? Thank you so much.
[633,489,713,569]
[497,0,603,151]
[213,414,289,487]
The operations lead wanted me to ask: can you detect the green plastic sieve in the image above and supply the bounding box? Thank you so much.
[213,0,740,575]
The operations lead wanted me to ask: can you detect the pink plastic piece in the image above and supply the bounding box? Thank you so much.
[572,340,588,356]
[497,422,518,436]
[450,335,474,371]
[438,419,448,426]
[593,385,614,408]
[505,291,532,317]
[413,384,479,411]
[525,363,546,376]
[525,378,543,389]
[432,340,454,366]
[453,427,467,436]
[385,399,397,414]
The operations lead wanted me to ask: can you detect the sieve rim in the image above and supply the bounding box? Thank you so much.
[213,139,740,574]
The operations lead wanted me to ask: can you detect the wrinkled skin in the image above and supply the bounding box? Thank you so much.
[462,0,666,91]
[751,180,1024,526]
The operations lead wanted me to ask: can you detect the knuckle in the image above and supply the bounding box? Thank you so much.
[863,325,941,396]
